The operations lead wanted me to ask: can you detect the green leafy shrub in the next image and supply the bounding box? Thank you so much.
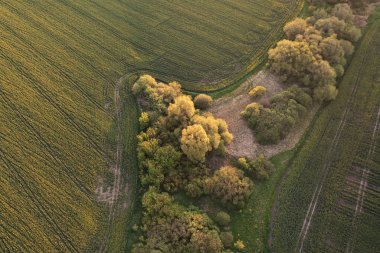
[236,155,273,180]
[220,232,234,247]
[215,211,231,226]
[194,94,213,109]
[206,166,254,208]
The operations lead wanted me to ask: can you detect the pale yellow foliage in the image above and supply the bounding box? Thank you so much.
[168,95,195,121]
[284,18,308,40]
[132,74,157,94]
[234,239,246,250]
[248,85,267,99]
[181,124,210,162]
[192,113,233,149]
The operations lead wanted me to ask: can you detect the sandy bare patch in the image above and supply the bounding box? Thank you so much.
[209,70,318,159]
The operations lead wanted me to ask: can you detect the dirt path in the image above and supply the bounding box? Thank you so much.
[209,70,317,159]
[97,74,129,253]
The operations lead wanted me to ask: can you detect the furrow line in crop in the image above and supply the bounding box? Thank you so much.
[0,90,93,197]
[296,34,374,253]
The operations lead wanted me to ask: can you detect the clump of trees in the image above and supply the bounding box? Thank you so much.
[132,75,257,252]
[241,86,312,144]
[310,0,368,11]
[132,75,181,112]
[242,3,361,144]
[268,3,360,102]
[205,166,254,208]
[132,188,225,253]
[136,97,233,192]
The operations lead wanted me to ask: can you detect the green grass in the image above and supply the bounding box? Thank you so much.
[229,150,295,253]
[271,9,380,252]
[107,74,141,253]
[0,0,303,252]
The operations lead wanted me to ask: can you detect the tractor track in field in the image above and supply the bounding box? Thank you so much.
[345,107,380,253]
[0,49,104,157]
[0,19,106,113]
[1,148,79,253]
[295,36,373,253]
[98,74,129,253]
[0,90,93,197]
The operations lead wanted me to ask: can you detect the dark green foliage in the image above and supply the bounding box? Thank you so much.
[206,166,254,209]
[215,211,231,227]
[241,86,312,144]
[237,155,274,181]
[132,188,225,253]
[220,232,234,247]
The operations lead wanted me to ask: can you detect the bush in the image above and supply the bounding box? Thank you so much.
[220,232,234,247]
[248,85,267,100]
[236,155,273,180]
[237,157,250,171]
[240,102,262,128]
[206,166,254,208]
[234,240,246,251]
[215,211,231,226]
[194,94,213,109]
[284,18,308,40]
[139,112,150,130]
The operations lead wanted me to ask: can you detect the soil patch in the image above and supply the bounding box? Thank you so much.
[209,70,318,159]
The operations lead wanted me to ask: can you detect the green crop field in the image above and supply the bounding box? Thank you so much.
[272,9,380,253]
[121,0,303,91]
[0,0,302,252]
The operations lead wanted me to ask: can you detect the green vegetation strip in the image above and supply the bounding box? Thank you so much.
[229,150,295,252]
[271,9,380,252]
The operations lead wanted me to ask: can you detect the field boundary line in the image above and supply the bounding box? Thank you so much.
[98,73,131,252]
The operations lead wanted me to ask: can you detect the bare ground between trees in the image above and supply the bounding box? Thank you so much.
[209,70,318,159]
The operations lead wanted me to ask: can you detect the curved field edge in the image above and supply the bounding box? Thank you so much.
[143,0,305,94]
[270,9,380,253]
